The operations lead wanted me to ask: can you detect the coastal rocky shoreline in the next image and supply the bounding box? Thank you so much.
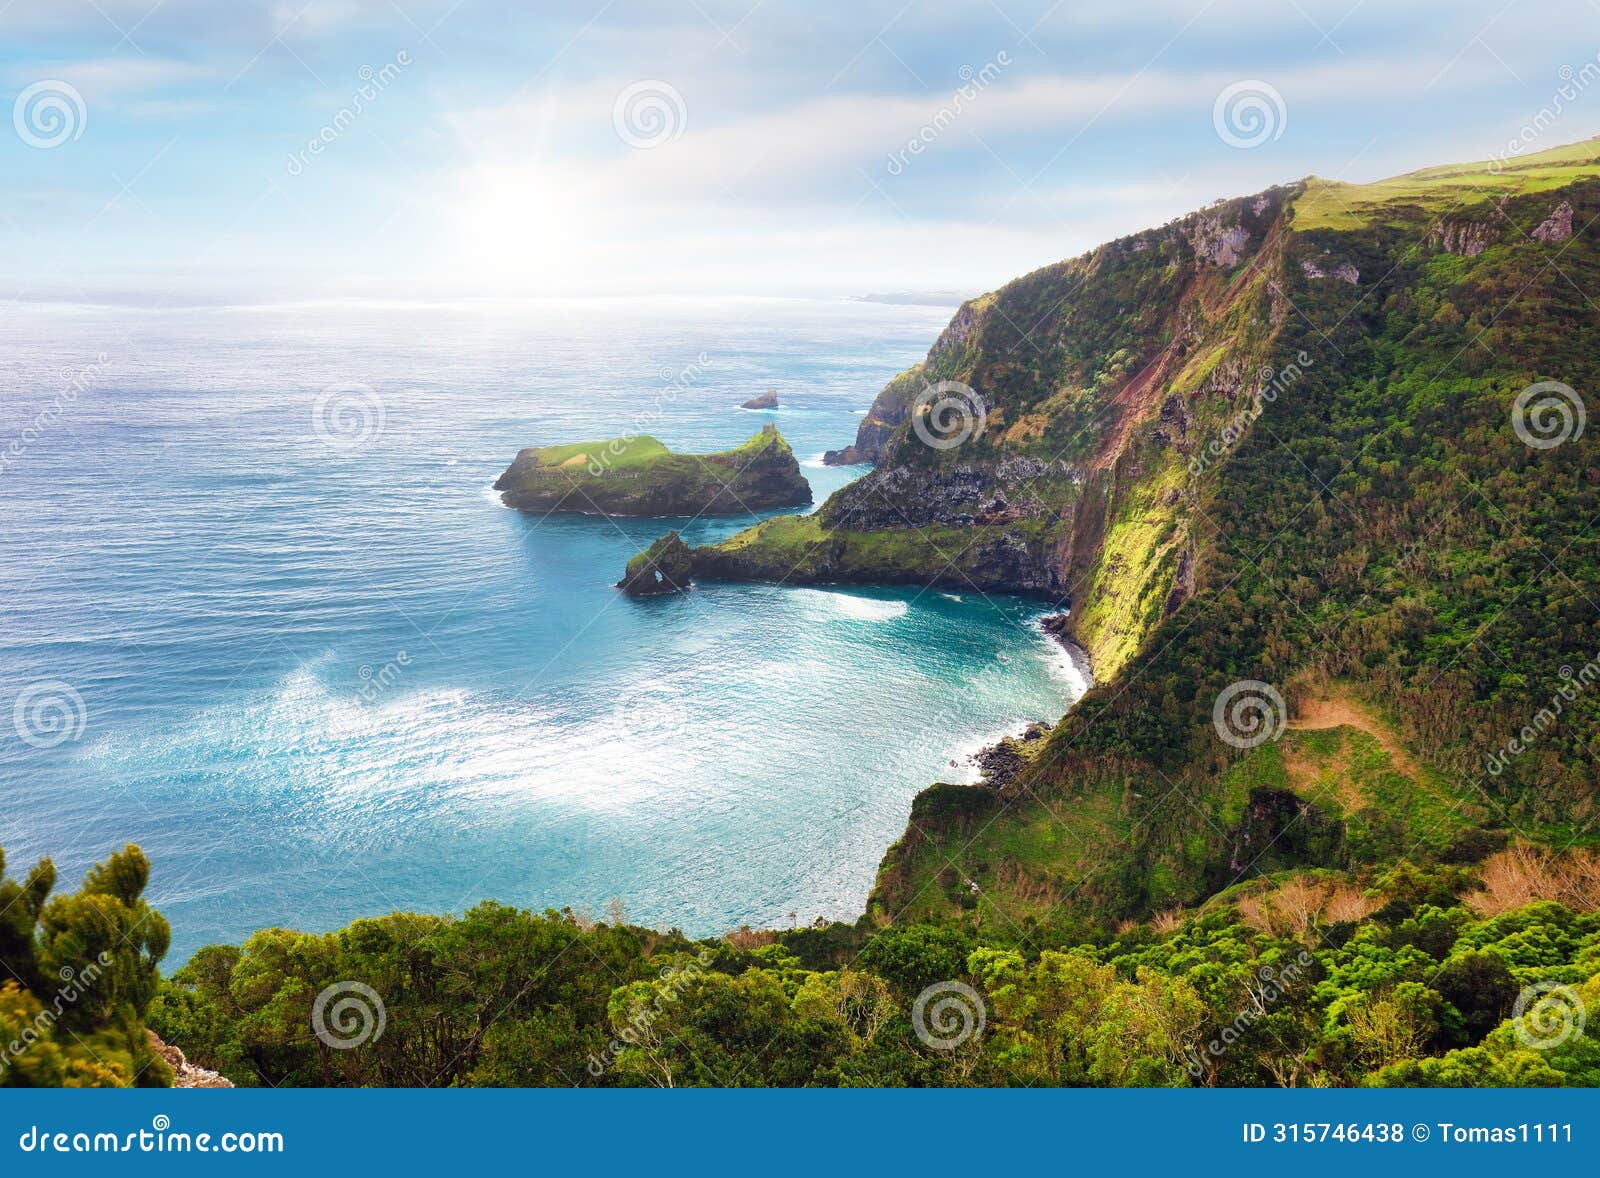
[965,721,1052,789]
[1038,612,1094,687]
[959,615,1093,790]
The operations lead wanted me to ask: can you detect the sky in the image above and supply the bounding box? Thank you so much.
[2,0,1599,303]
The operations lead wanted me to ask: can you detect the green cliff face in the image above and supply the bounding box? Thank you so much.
[674,184,1298,679]
[629,136,1600,927]
[495,423,811,516]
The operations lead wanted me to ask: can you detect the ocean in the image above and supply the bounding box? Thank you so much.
[0,296,1085,961]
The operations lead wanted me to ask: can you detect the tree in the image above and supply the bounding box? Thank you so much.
[1432,951,1517,1044]
[0,844,170,1088]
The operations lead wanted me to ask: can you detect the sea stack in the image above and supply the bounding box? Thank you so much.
[617,531,695,595]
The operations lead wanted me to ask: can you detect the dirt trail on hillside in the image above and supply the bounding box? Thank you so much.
[1289,695,1423,781]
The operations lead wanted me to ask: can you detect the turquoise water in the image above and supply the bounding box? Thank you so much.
[0,298,1083,961]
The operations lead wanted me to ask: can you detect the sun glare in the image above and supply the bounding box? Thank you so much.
[451,165,596,292]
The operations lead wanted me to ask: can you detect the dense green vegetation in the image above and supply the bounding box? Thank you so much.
[972,167,1600,920]
[2,839,1590,1088]
[136,847,1598,1087]
[0,845,171,1086]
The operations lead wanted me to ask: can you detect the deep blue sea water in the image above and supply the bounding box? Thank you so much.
[0,297,1084,961]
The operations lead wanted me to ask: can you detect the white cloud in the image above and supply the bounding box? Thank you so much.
[407,48,1519,296]
[4,56,215,102]
[8,0,1591,300]
[446,51,1508,207]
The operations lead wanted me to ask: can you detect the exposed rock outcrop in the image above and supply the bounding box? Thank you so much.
[1151,394,1192,450]
[825,461,1068,530]
[1188,214,1250,266]
[821,440,873,466]
[1532,200,1574,243]
[741,389,779,410]
[149,1033,232,1089]
[927,299,980,363]
[1300,256,1359,283]
[824,366,929,466]
[1163,541,1196,615]
[824,299,995,466]
[970,721,1052,790]
[1431,219,1498,256]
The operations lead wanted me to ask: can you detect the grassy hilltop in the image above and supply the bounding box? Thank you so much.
[495,423,811,517]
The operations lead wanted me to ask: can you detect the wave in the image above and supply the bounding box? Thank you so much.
[82,660,674,817]
[1031,614,1092,696]
[941,719,1035,785]
[793,588,909,622]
